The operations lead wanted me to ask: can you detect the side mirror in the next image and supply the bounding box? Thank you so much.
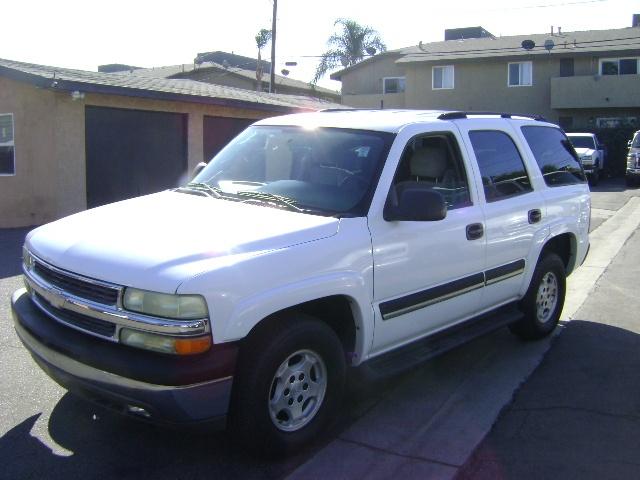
[192,161,207,180]
[384,186,447,222]
[629,140,633,147]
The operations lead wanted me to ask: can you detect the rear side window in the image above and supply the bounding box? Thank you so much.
[468,130,533,202]
[521,126,586,186]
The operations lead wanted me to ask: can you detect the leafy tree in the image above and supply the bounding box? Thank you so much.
[255,28,272,91]
[312,18,386,84]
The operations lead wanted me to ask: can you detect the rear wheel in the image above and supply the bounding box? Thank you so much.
[229,314,346,455]
[510,253,566,340]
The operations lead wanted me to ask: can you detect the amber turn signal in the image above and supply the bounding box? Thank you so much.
[174,336,212,355]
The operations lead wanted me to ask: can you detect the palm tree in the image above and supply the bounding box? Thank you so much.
[312,18,386,84]
[255,28,272,91]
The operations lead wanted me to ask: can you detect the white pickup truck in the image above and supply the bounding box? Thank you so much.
[566,132,606,185]
[627,130,640,186]
[12,110,590,454]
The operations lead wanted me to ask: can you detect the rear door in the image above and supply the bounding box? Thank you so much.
[519,124,590,270]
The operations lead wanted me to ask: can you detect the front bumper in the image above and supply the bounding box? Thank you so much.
[12,288,236,427]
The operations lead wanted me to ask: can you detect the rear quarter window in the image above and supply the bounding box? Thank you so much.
[521,126,586,186]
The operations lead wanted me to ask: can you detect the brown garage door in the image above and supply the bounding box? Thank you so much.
[85,106,187,209]
[203,115,254,161]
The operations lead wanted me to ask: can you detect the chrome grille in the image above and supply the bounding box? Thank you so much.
[33,292,117,338]
[33,262,119,305]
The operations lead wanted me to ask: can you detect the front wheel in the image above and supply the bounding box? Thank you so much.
[229,315,346,455]
[510,253,566,340]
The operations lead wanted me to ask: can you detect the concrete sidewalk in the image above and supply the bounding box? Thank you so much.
[458,223,640,478]
[288,197,640,480]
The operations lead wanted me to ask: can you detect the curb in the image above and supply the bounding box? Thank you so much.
[562,196,640,320]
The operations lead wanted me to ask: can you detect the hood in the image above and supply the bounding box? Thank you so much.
[27,191,340,292]
[574,147,595,157]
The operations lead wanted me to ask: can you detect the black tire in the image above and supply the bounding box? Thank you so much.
[626,176,637,188]
[589,170,599,186]
[229,314,346,456]
[510,253,566,340]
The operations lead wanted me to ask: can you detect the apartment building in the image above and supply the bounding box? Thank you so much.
[332,19,640,131]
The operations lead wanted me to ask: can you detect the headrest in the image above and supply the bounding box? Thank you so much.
[410,146,448,178]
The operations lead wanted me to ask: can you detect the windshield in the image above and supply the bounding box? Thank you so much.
[568,135,596,150]
[188,125,394,216]
[632,133,640,149]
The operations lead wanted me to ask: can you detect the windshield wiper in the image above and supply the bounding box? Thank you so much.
[180,182,224,198]
[235,190,305,212]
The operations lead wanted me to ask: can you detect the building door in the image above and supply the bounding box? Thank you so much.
[203,115,254,161]
[85,106,187,209]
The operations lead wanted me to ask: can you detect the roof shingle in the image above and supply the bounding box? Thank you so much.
[126,61,339,96]
[398,27,640,63]
[0,58,344,112]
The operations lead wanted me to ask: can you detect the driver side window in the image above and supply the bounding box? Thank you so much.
[392,133,472,210]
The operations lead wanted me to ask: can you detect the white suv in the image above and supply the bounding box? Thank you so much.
[12,110,590,454]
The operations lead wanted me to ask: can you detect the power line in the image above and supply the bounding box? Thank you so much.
[480,0,608,11]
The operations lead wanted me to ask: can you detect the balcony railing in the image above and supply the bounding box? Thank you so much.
[551,74,640,109]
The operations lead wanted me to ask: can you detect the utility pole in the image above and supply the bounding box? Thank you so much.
[269,0,277,93]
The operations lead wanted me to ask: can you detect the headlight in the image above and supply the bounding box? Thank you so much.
[22,246,35,271]
[120,328,211,355]
[123,288,208,320]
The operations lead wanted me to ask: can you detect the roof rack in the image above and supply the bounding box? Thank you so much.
[319,108,362,112]
[437,111,547,122]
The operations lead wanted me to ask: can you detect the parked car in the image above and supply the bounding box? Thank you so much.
[566,133,606,186]
[626,130,640,186]
[12,110,590,455]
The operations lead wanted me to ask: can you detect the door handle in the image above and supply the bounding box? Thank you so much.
[466,223,484,240]
[528,209,542,224]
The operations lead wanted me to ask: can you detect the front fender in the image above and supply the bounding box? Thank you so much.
[177,217,375,363]
[225,272,374,363]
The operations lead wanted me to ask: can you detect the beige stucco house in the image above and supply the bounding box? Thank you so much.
[0,58,342,228]
[332,21,640,131]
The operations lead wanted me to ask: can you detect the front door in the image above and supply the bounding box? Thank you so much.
[368,126,486,355]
